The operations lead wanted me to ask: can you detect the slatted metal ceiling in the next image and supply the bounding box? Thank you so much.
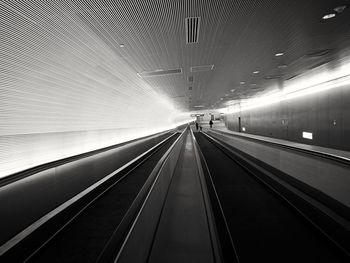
[1,0,350,112]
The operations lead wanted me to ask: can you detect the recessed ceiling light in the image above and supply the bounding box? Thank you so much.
[231,89,235,92]
[322,13,336,20]
[253,71,260,74]
[334,5,347,14]
[275,52,284,57]
[119,44,125,47]
[240,81,245,84]
[251,83,257,86]
[220,98,224,100]
[225,94,229,96]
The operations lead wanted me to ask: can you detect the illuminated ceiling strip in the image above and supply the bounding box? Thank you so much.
[226,73,350,114]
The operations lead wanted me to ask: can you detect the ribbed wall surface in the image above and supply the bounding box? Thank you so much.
[0,1,186,178]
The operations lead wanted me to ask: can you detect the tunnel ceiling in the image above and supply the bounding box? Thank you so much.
[2,0,350,112]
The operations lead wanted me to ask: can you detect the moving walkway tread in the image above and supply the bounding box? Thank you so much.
[3,134,179,263]
[195,132,348,263]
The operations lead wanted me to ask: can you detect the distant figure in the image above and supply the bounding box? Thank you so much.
[209,120,213,128]
[195,122,199,131]
[199,126,202,132]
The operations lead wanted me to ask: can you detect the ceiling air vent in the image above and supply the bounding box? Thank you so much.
[190,64,214,72]
[137,68,182,78]
[186,17,200,44]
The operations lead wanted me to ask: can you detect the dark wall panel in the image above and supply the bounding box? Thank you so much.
[225,84,350,151]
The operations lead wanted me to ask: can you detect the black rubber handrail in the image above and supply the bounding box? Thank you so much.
[190,128,225,263]
[0,129,176,187]
[97,128,187,263]
[191,129,240,263]
[208,129,350,167]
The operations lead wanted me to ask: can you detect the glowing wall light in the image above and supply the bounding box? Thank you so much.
[302,132,313,140]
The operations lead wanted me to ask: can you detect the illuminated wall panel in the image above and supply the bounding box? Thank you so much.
[0,2,188,178]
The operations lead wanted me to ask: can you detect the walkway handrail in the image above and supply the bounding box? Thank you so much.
[208,129,350,166]
[191,129,240,263]
[190,128,223,263]
[111,127,188,263]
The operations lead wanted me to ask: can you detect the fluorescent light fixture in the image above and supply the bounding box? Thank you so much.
[119,44,125,47]
[137,68,182,77]
[194,105,204,108]
[275,52,284,57]
[253,71,260,74]
[322,13,336,20]
[302,132,313,140]
[231,89,235,92]
[220,98,224,100]
[190,64,214,72]
[278,64,288,69]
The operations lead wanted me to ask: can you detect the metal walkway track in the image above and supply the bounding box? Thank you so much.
[194,131,349,263]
